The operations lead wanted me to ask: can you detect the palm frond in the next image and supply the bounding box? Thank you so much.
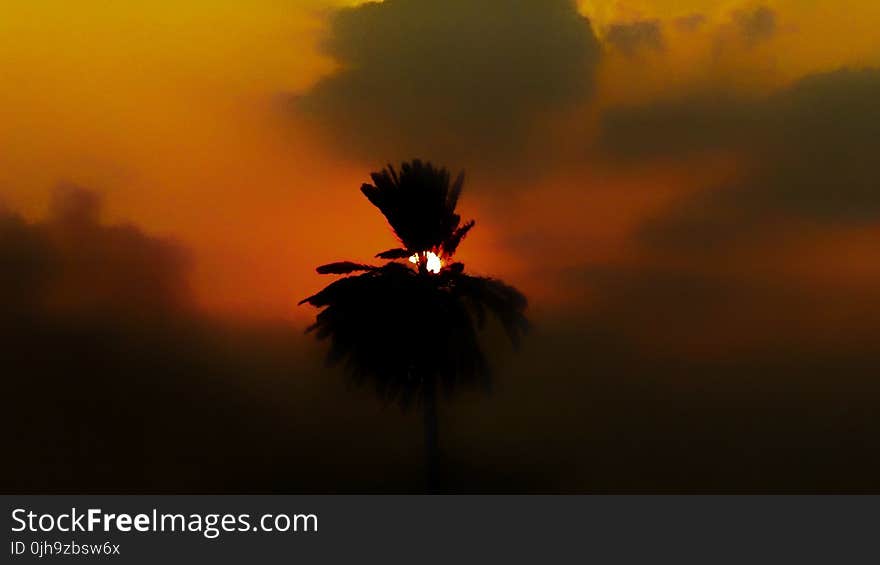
[442,220,475,257]
[453,275,530,348]
[316,261,377,275]
[375,248,412,260]
[447,171,465,214]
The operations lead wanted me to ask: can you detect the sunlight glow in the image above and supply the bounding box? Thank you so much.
[408,251,443,274]
[425,252,442,274]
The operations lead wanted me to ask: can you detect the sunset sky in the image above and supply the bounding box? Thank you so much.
[4,0,880,494]
[2,0,879,350]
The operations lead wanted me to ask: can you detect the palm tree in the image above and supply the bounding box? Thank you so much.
[300,160,528,492]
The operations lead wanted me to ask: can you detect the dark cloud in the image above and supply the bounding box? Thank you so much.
[0,185,191,320]
[600,92,759,158]
[755,69,880,221]
[295,0,600,167]
[601,68,880,224]
[605,19,664,56]
[0,209,52,317]
[733,5,777,44]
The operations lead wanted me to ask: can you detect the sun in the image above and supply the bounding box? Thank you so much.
[409,251,443,274]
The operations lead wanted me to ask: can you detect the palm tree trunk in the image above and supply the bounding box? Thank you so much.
[423,379,440,493]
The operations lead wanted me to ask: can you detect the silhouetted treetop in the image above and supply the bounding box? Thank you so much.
[362,160,475,258]
[301,160,528,405]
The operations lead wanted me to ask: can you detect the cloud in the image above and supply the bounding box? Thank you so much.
[295,0,600,167]
[600,92,758,158]
[733,5,777,44]
[601,68,880,224]
[0,208,53,317]
[605,20,664,56]
[0,185,191,319]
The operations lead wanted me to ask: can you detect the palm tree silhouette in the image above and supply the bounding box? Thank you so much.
[300,160,528,492]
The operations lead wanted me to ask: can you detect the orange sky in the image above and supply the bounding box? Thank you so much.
[1,0,879,340]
